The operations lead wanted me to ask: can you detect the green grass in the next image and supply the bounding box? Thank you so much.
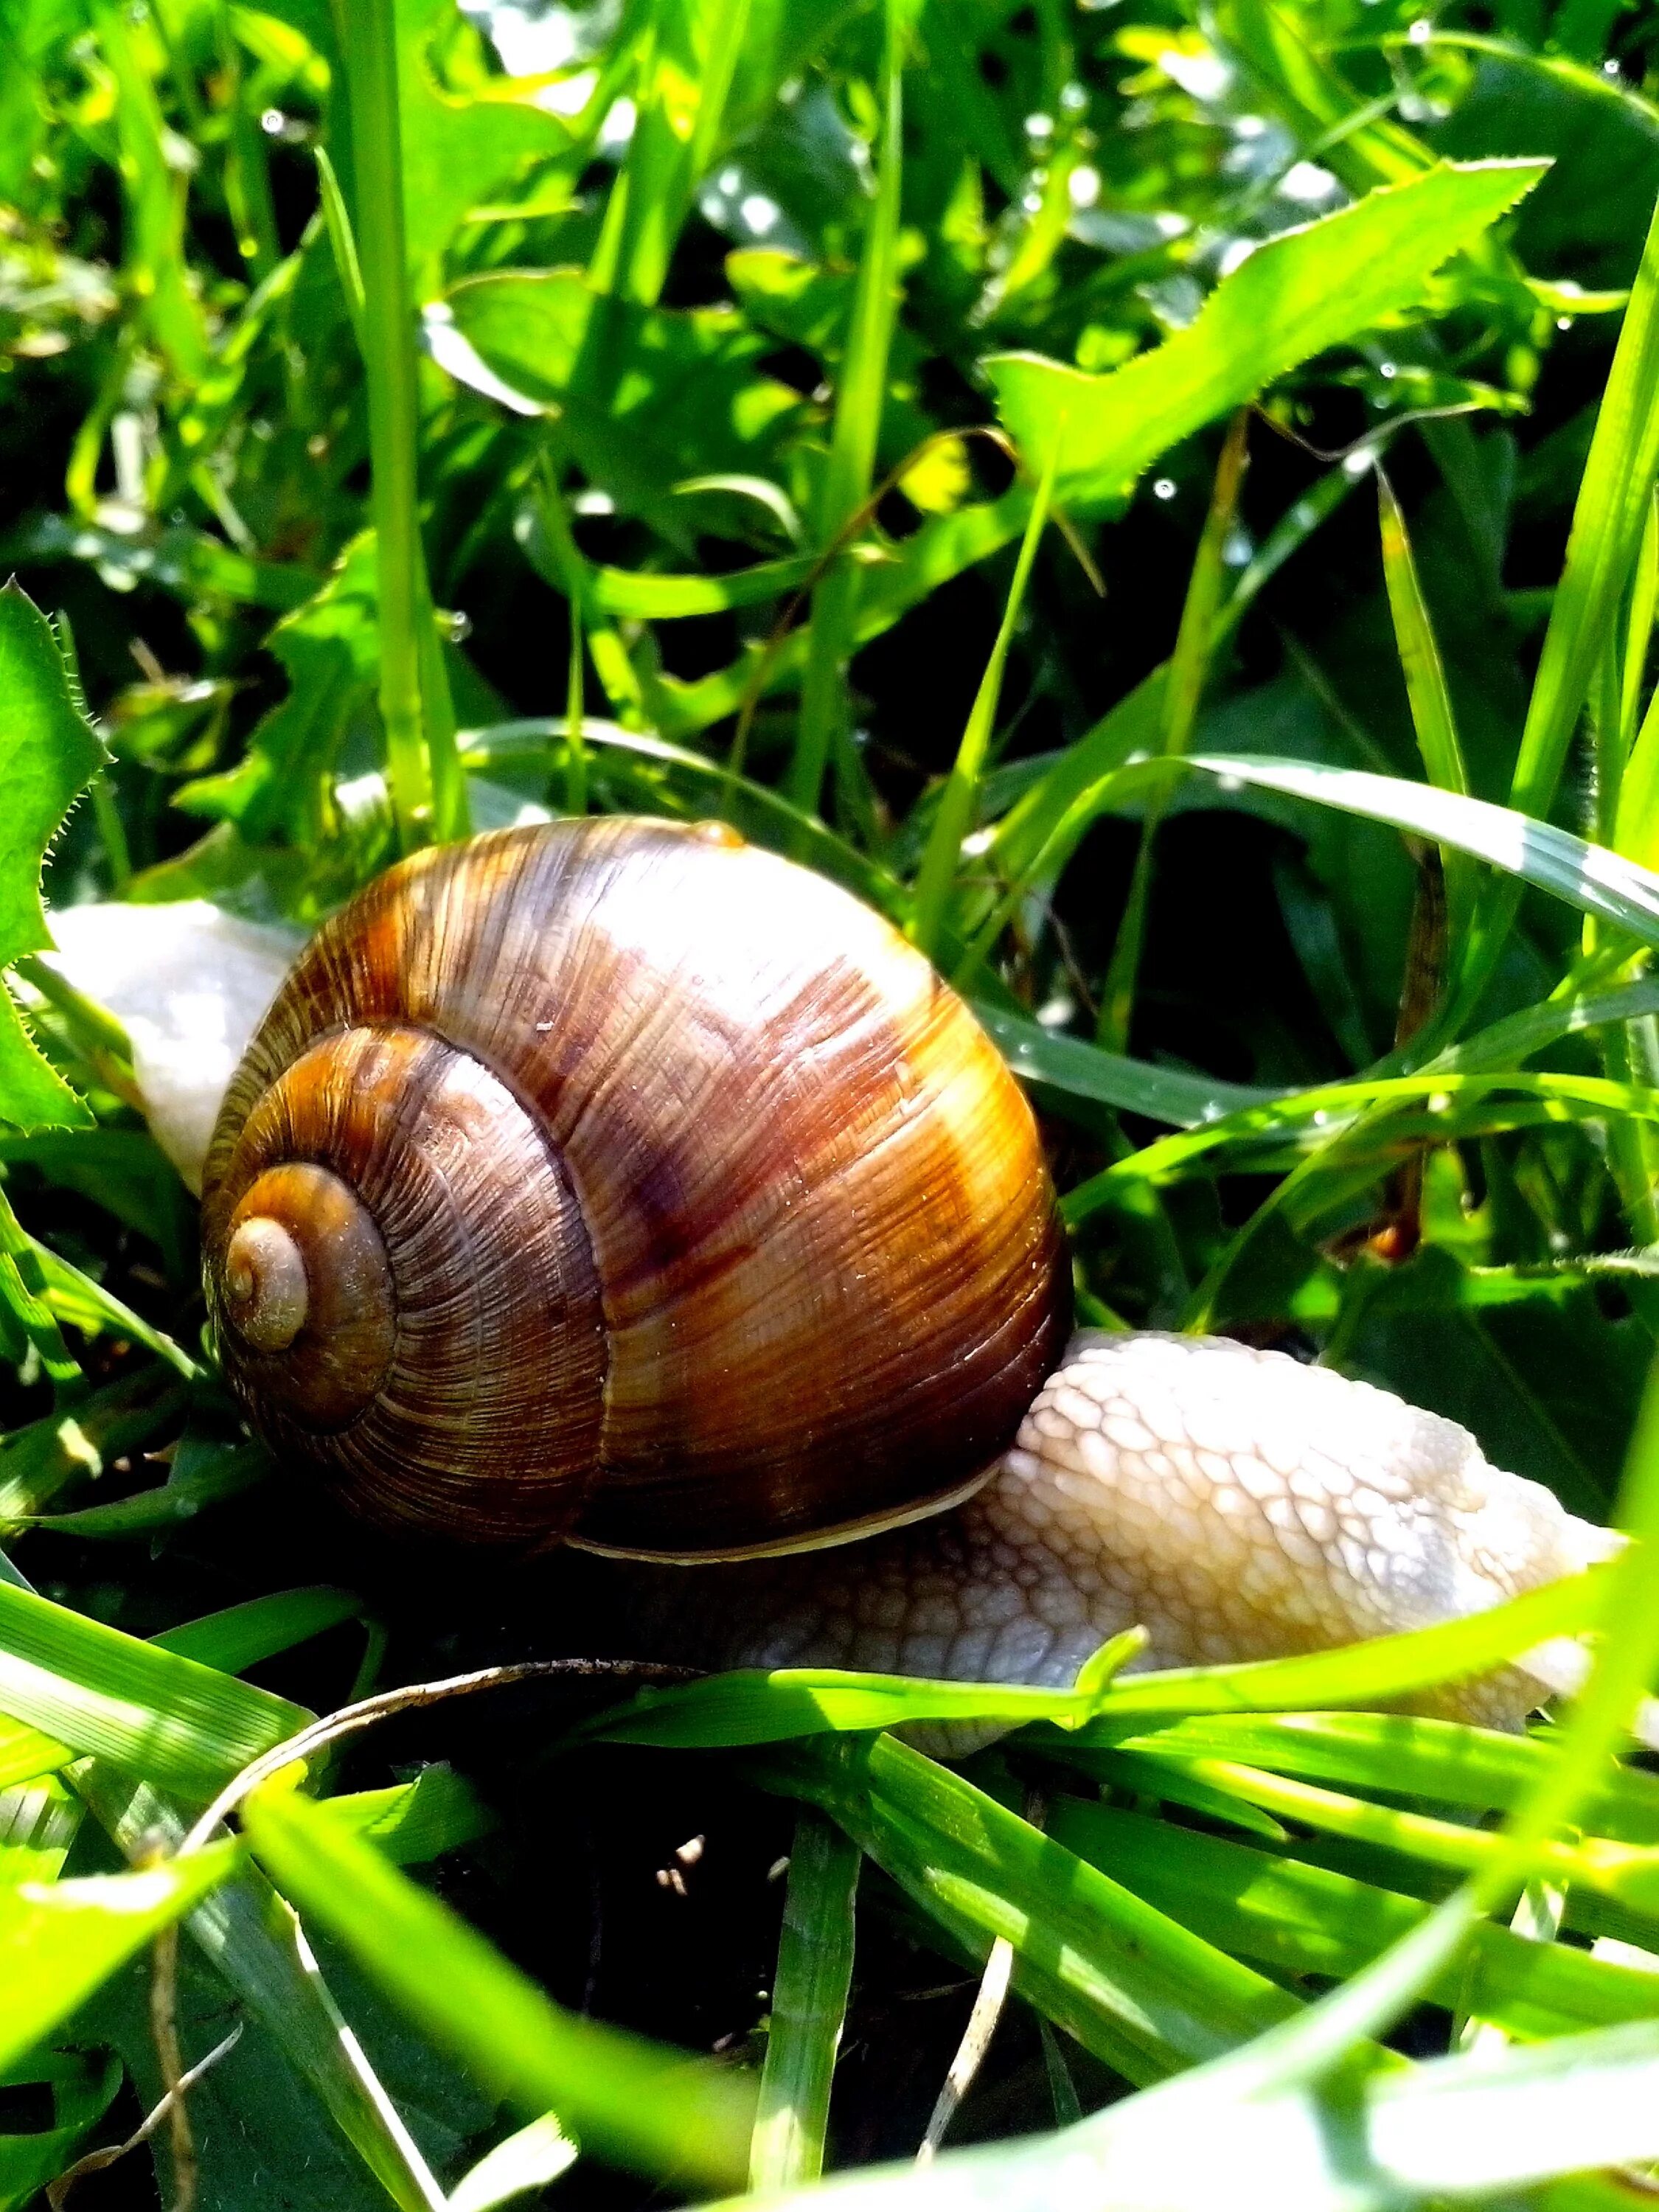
[7,0,1659,2205]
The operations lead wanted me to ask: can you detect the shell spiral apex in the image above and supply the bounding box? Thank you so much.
[201,817,1071,1557]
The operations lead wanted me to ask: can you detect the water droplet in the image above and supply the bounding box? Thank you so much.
[1152,477,1176,500]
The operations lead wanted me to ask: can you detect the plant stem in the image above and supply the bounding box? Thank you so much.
[785,0,905,827]
[339,0,467,851]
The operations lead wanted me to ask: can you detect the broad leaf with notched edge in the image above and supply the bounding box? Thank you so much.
[437,274,804,532]
[0,582,106,1130]
[989,162,1547,507]
[393,0,573,289]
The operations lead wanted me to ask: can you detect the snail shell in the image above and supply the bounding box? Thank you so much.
[200,818,1070,1556]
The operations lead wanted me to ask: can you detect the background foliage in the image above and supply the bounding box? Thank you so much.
[9,0,1659,2205]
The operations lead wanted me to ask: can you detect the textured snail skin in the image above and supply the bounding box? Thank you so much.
[197,819,1069,1555]
[44,880,1617,1731]
[621,1330,1617,1733]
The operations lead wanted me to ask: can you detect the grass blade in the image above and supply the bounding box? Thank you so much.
[0,1579,307,1801]
[1376,467,1475,955]
[911,434,1061,960]
[1097,410,1251,1049]
[750,1811,860,2188]
[787,0,906,821]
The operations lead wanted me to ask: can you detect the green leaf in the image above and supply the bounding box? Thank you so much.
[241,1779,757,2188]
[0,1841,240,2072]
[0,1578,309,1803]
[0,583,107,1131]
[320,1766,493,1866]
[438,276,801,529]
[391,0,571,292]
[989,163,1545,508]
[0,2048,121,2212]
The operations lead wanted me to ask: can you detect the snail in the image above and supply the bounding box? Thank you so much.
[41,820,1623,1734]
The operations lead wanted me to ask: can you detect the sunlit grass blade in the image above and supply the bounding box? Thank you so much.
[321,1765,492,1867]
[0,1578,307,1802]
[447,2114,578,2212]
[1059,1708,1659,1840]
[971,1003,1280,1125]
[577,1568,1611,1753]
[787,0,905,821]
[1062,1065,1659,1229]
[152,1585,365,1674]
[1051,1798,1659,2039]
[754,1732,1307,2084]
[911,435,1061,961]
[981,463,1360,921]
[1147,751,1659,952]
[750,1811,860,2188]
[0,1842,240,2073]
[1376,468,1475,959]
[1073,1747,1659,1919]
[241,1778,757,2188]
[588,0,755,306]
[1513,190,1659,827]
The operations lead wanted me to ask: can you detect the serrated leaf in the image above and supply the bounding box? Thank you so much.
[0,582,107,1131]
[989,163,1546,507]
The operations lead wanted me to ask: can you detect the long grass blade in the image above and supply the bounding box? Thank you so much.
[787,0,906,822]
[911,435,1061,960]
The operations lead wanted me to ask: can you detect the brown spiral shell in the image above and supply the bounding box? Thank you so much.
[201,818,1070,1557]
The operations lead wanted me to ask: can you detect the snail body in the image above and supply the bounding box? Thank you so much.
[198,818,1070,1556]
